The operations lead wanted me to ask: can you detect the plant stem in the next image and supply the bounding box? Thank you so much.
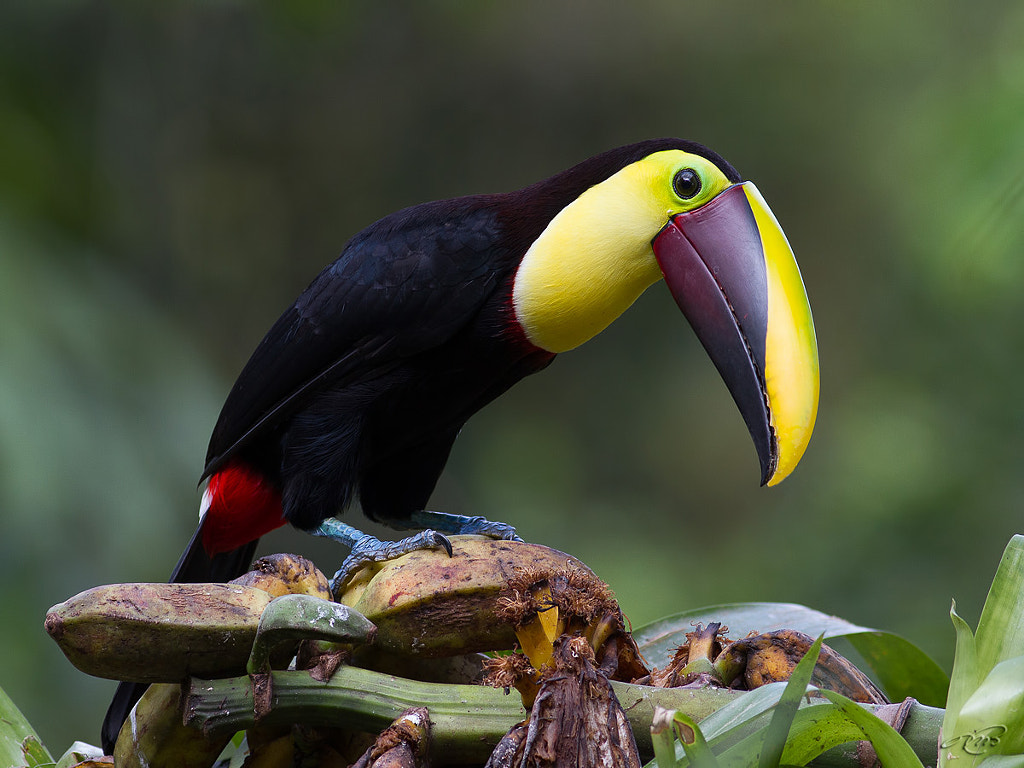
[185,668,943,766]
[186,667,527,764]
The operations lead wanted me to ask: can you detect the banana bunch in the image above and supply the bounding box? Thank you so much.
[45,539,591,766]
[45,537,893,767]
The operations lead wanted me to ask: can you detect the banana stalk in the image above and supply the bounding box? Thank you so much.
[246,593,376,676]
[182,667,944,766]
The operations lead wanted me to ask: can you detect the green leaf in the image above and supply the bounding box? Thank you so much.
[672,711,720,768]
[649,707,722,768]
[944,601,981,755]
[220,731,250,768]
[20,738,51,768]
[716,703,865,767]
[818,690,926,768]
[652,707,682,768]
[645,683,784,761]
[955,655,1024,756]
[634,602,948,706]
[0,683,53,768]
[976,757,1024,768]
[777,703,872,765]
[759,635,823,768]
[834,630,947,706]
[696,683,786,743]
[942,536,1024,767]
[975,535,1024,673]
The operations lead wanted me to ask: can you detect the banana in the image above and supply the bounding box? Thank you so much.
[238,734,295,768]
[715,629,888,704]
[340,536,588,657]
[46,582,274,682]
[45,553,335,683]
[112,682,231,768]
[232,552,333,600]
[648,626,888,704]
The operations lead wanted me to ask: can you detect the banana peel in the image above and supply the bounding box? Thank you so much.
[102,554,360,768]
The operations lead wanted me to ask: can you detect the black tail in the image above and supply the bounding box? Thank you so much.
[99,521,259,755]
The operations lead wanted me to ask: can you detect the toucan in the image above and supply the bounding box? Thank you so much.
[101,138,818,752]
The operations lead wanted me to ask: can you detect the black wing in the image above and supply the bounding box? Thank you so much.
[203,195,516,477]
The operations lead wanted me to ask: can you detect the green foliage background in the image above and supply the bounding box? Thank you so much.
[3,1,1023,753]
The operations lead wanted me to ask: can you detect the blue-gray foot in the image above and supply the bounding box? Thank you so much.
[314,518,452,593]
[407,510,522,541]
[313,512,521,593]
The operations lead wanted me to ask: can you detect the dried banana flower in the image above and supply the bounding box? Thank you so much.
[486,636,640,768]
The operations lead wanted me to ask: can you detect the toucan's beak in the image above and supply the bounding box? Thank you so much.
[652,182,819,486]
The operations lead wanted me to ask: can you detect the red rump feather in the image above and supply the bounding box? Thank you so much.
[200,461,286,555]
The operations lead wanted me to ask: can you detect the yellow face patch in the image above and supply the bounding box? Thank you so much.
[512,150,732,353]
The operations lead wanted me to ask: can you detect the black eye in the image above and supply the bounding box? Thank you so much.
[673,168,702,200]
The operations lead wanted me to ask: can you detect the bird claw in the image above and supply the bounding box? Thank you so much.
[429,530,455,556]
[477,522,522,542]
[406,510,521,541]
[455,515,522,541]
[329,529,453,595]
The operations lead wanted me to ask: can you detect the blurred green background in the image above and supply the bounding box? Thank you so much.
[3,1,1024,752]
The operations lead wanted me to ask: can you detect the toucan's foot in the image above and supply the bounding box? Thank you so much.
[407,510,523,542]
[313,517,454,594]
[338,528,453,576]
[313,512,521,594]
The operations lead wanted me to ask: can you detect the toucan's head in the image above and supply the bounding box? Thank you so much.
[512,139,819,486]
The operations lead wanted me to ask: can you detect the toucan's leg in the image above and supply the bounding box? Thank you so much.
[313,517,453,591]
[406,509,522,541]
[355,432,522,543]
